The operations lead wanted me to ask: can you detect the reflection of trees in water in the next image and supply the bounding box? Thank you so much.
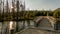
[0,23,2,34]
[27,20,30,27]
[17,20,31,31]
[0,22,9,34]
[0,20,35,34]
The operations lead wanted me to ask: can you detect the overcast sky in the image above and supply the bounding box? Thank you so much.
[3,0,60,10]
[25,0,60,10]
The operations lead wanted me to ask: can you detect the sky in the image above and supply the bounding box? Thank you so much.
[24,0,60,10]
[2,0,60,10]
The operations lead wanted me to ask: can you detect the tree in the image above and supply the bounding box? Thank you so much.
[53,8,60,18]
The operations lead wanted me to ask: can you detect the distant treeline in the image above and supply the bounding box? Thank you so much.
[0,8,60,21]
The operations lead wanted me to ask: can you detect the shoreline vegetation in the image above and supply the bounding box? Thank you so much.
[0,8,60,21]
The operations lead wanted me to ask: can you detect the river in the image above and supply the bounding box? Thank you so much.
[0,20,35,34]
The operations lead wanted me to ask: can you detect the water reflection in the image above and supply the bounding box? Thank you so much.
[9,21,16,30]
[0,20,35,34]
[9,21,13,30]
[0,22,2,34]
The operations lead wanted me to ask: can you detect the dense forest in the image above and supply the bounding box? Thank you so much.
[0,8,60,21]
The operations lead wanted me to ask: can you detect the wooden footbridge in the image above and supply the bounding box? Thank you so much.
[34,16,56,29]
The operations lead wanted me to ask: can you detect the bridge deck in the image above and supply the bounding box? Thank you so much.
[15,28,60,34]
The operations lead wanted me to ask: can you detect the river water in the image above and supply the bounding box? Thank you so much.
[0,20,35,34]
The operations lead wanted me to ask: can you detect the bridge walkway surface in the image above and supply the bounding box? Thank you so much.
[15,28,60,34]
